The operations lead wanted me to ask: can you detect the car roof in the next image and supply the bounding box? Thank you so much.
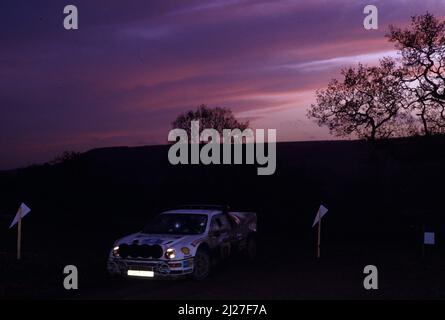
[162,209,223,217]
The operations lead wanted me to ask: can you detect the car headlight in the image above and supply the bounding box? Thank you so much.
[165,248,176,259]
[112,245,120,257]
[181,247,190,255]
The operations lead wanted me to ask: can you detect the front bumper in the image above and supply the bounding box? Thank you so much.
[107,257,194,278]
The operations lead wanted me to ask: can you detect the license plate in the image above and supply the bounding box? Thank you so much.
[127,270,155,277]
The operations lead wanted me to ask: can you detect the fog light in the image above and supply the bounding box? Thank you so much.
[181,247,190,255]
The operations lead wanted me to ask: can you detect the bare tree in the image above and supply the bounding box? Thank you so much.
[172,104,249,138]
[387,12,445,135]
[308,58,414,141]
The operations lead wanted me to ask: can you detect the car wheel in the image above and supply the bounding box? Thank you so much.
[192,249,210,280]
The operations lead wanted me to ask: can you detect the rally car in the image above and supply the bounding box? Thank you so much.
[107,205,257,280]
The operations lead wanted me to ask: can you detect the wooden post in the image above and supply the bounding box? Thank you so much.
[17,206,22,260]
[317,212,321,259]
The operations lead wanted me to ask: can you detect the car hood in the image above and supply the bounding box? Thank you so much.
[115,232,195,247]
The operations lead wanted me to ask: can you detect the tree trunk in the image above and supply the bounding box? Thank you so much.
[419,110,430,137]
[370,126,377,142]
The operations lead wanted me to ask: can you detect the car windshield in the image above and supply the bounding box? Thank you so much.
[142,214,208,235]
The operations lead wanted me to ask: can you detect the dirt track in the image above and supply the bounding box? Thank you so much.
[72,242,445,300]
[1,233,444,299]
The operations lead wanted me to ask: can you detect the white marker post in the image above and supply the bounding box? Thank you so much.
[9,203,31,260]
[17,207,22,260]
[312,205,328,259]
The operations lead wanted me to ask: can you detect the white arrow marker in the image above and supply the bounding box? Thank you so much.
[9,203,31,260]
[312,205,328,259]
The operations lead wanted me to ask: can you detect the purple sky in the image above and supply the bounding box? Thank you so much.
[1,0,444,169]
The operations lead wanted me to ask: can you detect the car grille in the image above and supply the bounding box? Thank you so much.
[119,243,163,259]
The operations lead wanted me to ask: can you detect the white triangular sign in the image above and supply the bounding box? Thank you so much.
[312,205,328,227]
[9,203,31,229]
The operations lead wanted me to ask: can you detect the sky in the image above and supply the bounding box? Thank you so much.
[1,0,445,169]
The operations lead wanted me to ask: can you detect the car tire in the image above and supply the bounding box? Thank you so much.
[192,249,211,280]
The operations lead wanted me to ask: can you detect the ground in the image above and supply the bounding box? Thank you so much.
[1,239,444,299]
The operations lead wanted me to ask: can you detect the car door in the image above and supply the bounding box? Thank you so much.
[209,215,232,259]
